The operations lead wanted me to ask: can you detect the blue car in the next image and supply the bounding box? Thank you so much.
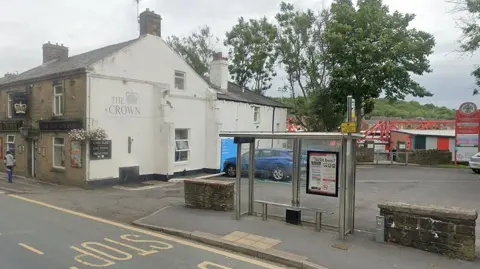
[223,148,294,181]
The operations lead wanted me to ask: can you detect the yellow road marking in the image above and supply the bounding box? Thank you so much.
[8,195,283,269]
[18,243,44,255]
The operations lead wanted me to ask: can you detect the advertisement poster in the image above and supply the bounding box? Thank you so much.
[455,102,480,162]
[70,141,82,168]
[306,151,339,197]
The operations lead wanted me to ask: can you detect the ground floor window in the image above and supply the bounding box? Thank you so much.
[53,137,65,168]
[5,135,15,156]
[175,129,189,162]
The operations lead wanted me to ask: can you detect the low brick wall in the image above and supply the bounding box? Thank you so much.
[184,179,234,211]
[356,147,374,162]
[379,202,478,260]
[396,149,451,165]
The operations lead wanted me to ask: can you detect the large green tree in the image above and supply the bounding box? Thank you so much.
[275,2,343,131]
[450,0,480,94]
[166,25,219,77]
[224,17,278,95]
[324,0,436,131]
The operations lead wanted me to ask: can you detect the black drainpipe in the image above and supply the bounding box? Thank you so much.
[271,107,276,148]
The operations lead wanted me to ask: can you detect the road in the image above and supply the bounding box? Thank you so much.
[0,193,283,269]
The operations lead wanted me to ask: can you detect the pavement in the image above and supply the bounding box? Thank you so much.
[0,193,286,269]
[1,166,479,268]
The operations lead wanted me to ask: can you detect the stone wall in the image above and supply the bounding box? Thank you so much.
[378,202,477,260]
[184,179,234,211]
[396,149,451,165]
[356,147,374,162]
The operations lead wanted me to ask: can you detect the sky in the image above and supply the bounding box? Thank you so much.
[0,0,479,109]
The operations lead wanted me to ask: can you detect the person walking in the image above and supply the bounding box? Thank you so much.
[4,151,15,183]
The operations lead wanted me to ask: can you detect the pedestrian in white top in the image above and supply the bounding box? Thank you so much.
[4,151,15,183]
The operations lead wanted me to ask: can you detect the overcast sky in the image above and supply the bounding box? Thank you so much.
[1,0,479,109]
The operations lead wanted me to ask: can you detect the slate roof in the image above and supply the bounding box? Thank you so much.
[0,39,139,86]
[1,36,289,109]
[211,82,289,108]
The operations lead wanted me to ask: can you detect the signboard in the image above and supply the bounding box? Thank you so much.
[341,122,356,134]
[455,102,480,162]
[306,150,339,197]
[0,121,22,132]
[90,140,112,160]
[10,91,28,117]
[39,120,83,131]
[70,141,82,168]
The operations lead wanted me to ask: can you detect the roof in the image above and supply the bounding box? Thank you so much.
[211,81,289,108]
[0,39,139,87]
[391,129,455,137]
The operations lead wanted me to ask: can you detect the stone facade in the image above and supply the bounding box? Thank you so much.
[396,149,451,165]
[0,74,88,186]
[378,202,477,260]
[184,179,234,211]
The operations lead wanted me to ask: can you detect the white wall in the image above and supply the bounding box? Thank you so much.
[216,100,288,150]
[88,76,159,180]
[88,34,219,179]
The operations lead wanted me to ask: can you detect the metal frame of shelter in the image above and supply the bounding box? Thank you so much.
[219,130,361,240]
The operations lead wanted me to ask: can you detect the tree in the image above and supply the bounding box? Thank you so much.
[324,0,436,131]
[275,2,343,131]
[224,17,278,95]
[449,0,480,95]
[166,26,219,77]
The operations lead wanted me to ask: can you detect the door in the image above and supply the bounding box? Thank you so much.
[27,140,36,177]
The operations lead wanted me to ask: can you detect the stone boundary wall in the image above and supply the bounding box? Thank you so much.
[378,202,477,260]
[184,179,234,211]
[396,149,451,165]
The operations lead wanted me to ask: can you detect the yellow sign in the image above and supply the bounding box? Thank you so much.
[341,122,357,133]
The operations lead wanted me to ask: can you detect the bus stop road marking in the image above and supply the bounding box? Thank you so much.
[7,194,283,269]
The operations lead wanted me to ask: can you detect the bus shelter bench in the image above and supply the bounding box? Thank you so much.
[254,200,329,232]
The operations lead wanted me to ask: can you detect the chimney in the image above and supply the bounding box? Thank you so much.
[139,8,162,37]
[42,42,69,63]
[209,52,229,91]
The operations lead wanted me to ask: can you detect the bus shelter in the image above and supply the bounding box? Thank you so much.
[219,132,362,240]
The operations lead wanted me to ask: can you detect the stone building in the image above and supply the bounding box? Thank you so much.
[0,9,287,186]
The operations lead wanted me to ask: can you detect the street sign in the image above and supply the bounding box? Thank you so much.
[341,122,356,134]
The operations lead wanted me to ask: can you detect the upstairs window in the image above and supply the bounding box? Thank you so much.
[174,71,185,90]
[7,93,12,118]
[253,106,260,123]
[53,84,64,116]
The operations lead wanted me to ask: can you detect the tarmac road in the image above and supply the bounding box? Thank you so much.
[0,194,284,269]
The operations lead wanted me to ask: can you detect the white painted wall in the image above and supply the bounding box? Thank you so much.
[88,34,219,179]
[216,100,288,151]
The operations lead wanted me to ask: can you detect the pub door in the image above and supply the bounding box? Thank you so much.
[27,139,37,178]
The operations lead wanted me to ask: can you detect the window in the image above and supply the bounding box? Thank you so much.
[174,71,185,90]
[7,93,12,118]
[53,85,64,116]
[53,137,65,168]
[253,106,260,123]
[5,135,15,156]
[175,129,189,162]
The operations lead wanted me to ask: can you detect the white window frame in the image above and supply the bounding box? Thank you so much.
[7,93,12,118]
[174,71,186,90]
[174,129,190,163]
[253,106,260,123]
[52,137,65,169]
[5,135,15,155]
[53,84,64,116]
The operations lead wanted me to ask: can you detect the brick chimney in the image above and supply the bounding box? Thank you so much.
[139,8,162,37]
[209,52,229,91]
[42,42,69,63]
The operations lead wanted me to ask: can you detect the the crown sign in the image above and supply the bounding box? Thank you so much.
[125,91,139,105]
[14,102,27,114]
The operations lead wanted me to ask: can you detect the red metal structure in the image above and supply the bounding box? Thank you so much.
[362,120,455,142]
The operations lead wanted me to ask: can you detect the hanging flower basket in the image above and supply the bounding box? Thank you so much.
[88,128,108,140]
[69,129,88,141]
